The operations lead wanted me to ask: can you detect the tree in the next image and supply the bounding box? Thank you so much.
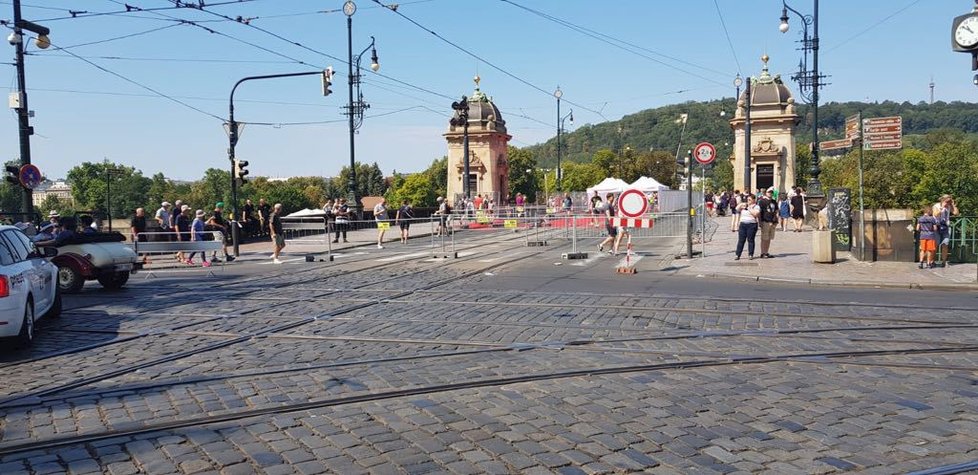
[561,162,605,192]
[146,173,175,210]
[186,168,230,213]
[507,146,538,202]
[712,159,734,192]
[67,161,150,218]
[38,194,73,219]
[591,149,616,177]
[387,173,437,207]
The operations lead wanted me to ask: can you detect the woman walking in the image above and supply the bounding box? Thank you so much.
[374,198,388,249]
[789,187,806,232]
[778,194,790,232]
[734,194,760,260]
[396,199,413,244]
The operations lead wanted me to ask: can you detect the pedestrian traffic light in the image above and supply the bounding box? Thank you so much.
[322,66,334,96]
[5,165,21,187]
[233,159,249,184]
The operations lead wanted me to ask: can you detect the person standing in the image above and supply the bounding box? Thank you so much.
[777,193,791,232]
[242,199,256,237]
[757,188,779,258]
[396,199,414,244]
[933,194,959,267]
[917,206,938,269]
[155,202,172,241]
[374,198,388,249]
[435,197,449,236]
[333,198,350,243]
[734,194,760,260]
[258,198,272,237]
[175,205,192,264]
[561,193,573,214]
[206,203,235,262]
[270,203,286,264]
[729,191,740,232]
[789,187,806,232]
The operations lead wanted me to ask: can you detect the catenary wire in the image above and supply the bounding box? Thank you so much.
[26,52,295,64]
[498,0,731,85]
[825,0,924,53]
[29,0,262,22]
[713,0,742,75]
[370,0,605,118]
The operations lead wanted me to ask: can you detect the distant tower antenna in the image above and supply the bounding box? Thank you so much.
[929,76,935,104]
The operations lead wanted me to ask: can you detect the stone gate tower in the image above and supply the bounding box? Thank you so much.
[728,55,801,193]
[445,76,512,203]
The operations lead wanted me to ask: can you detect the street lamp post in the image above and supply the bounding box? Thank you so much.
[8,0,51,217]
[344,0,379,219]
[735,74,752,192]
[554,87,573,192]
[104,166,123,233]
[227,71,323,256]
[780,0,824,203]
[451,96,470,199]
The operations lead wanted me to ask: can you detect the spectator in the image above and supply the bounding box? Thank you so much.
[917,206,938,269]
[79,215,98,234]
[206,202,235,262]
[435,196,450,236]
[187,210,211,267]
[258,198,272,237]
[175,205,192,264]
[333,198,350,243]
[562,193,572,214]
[777,193,790,232]
[242,199,256,236]
[757,187,779,258]
[734,194,760,260]
[32,222,56,243]
[155,202,172,240]
[789,187,806,232]
[396,199,413,244]
[729,190,741,232]
[270,203,285,264]
[374,198,388,249]
[933,194,959,267]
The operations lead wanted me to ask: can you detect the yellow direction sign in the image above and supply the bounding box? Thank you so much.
[504,219,518,228]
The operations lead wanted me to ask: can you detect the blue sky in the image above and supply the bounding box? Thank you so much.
[3,0,976,181]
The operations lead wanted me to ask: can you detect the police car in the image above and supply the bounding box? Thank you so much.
[0,225,61,348]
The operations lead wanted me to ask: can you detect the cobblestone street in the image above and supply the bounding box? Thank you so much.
[1,229,977,474]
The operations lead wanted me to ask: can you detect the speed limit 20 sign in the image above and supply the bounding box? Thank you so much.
[693,142,716,165]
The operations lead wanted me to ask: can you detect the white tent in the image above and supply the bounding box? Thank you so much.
[629,176,670,192]
[286,208,327,218]
[586,177,630,197]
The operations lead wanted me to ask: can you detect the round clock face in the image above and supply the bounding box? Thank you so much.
[343,1,356,17]
[956,16,978,48]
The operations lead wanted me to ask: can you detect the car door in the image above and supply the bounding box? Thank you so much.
[0,230,45,312]
[10,230,54,311]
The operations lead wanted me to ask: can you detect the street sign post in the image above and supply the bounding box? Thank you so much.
[862,116,903,150]
[820,138,852,151]
[692,142,716,165]
[617,189,648,218]
[845,114,861,141]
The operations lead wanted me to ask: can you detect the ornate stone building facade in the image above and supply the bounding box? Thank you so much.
[444,77,512,203]
[728,56,801,193]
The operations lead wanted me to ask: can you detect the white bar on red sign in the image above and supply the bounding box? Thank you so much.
[613,218,654,228]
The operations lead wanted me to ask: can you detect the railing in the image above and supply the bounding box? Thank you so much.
[948,216,978,263]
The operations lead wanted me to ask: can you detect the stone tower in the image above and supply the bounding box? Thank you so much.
[444,76,512,204]
[728,55,801,193]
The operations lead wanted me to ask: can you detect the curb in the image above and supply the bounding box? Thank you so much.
[683,270,978,291]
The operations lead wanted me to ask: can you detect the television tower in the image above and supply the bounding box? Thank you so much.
[929,76,935,104]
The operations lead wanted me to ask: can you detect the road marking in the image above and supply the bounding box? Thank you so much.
[376,251,429,262]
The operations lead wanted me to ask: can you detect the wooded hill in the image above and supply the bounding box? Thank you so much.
[523,99,978,166]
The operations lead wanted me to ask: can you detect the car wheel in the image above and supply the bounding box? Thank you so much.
[44,287,62,319]
[15,298,35,348]
[57,264,84,294]
[97,271,130,290]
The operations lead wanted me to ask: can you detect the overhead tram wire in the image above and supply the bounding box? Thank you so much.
[826,0,924,53]
[167,0,457,102]
[713,0,742,75]
[43,23,186,50]
[2,30,225,122]
[103,0,320,68]
[369,0,605,118]
[498,0,731,86]
[26,53,295,64]
[208,0,439,21]
[30,0,262,22]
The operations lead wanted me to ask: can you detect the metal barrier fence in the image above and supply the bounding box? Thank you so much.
[948,216,978,264]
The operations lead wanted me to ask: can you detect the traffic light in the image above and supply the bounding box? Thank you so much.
[322,66,334,96]
[5,165,21,187]
[233,159,249,184]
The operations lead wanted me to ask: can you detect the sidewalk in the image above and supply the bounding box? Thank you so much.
[668,216,978,290]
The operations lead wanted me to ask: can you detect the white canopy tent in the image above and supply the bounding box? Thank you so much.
[586,177,630,198]
[629,176,670,192]
[285,208,327,218]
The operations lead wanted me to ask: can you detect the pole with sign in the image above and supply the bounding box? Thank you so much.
[688,142,716,258]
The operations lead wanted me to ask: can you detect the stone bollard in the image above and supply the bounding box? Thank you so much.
[812,229,836,263]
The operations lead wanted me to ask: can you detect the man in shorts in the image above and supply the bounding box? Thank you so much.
[270,203,285,264]
[917,207,938,269]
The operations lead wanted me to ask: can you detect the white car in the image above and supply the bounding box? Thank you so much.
[0,225,61,348]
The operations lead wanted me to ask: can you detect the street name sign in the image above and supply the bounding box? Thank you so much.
[862,116,903,150]
[845,114,861,141]
[820,138,852,151]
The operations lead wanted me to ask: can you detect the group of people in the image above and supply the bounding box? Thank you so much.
[916,194,960,269]
[130,201,240,266]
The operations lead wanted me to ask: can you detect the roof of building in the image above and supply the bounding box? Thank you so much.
[738,55,795,108]
[448,76,507,135]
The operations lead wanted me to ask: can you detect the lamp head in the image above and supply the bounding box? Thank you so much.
[733,74,743,88]
[779,7,790,33]
[553,87,562,99]
[35,34,50,49]
[370,47,379,72]
[343,1,356,17]
[7,32,22,45]
[974,74,978,86]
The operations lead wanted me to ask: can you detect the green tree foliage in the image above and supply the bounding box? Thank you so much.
[185,168,230,213]
[37,194,74,219]
[560,162,606,193]
[146,173,175,209]
[386,172,436,207]
[507,146,538,202]
[67,161,151,218]
[334,162,386,199]
[0,160,24,214]
[623,150,680,188]
[591,149,616,177]
[712,159,734,192]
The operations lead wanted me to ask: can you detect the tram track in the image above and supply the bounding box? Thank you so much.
[2,342,977,457]
[0,230,566,409]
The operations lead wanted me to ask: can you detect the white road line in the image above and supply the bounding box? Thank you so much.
[376,251,430,262]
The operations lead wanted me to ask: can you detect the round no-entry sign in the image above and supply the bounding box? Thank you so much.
[693,142,716,165]
[617,188,648,218]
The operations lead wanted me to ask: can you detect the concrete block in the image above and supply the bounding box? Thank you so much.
[812,230,836,263]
